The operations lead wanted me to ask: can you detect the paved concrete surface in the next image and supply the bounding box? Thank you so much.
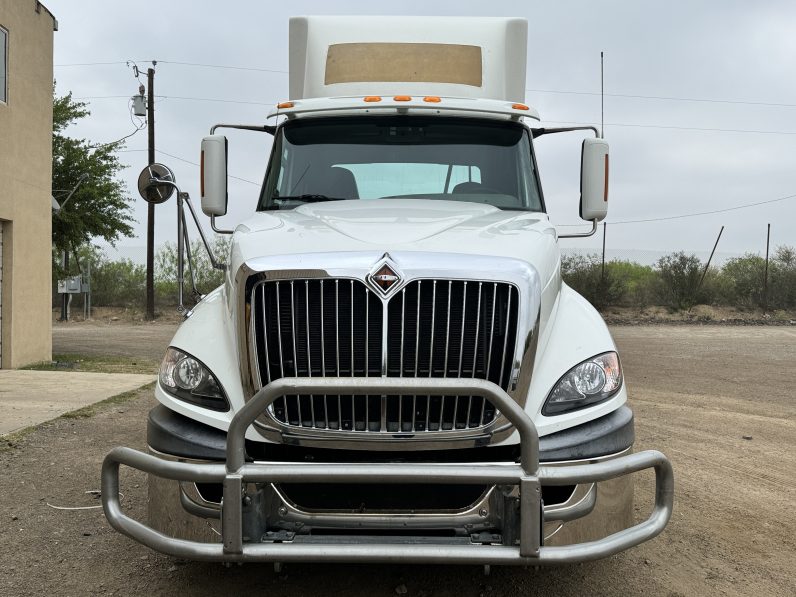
[0,370,154,435]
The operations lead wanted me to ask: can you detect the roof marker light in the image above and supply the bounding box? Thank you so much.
[363,96,382,102]
[277,101,294,109]
[423,96,441,103]
[393,95,412,102]
[512,103,530,111]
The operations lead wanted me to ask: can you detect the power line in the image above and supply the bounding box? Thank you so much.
[155,149,260,186]
[86,124,145,149]
[527,88,796,109]
[68,94,796,136]
[74,94,274,106]
[55,60,138,67]
[116,148,261,186]
[610,193,796,224]
[158,60,288,74]
[56,59,289,74]
[559,192,796,226]
[55,60,796,109]
[545,120,796,136]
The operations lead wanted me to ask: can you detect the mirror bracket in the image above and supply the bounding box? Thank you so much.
[135,163,227,317]
[211,215,234,235]
[557,219,598,239]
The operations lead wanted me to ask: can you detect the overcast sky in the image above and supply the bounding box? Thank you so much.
[44,0,796,262]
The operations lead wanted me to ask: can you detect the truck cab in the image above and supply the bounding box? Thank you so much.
[103,16,672,567]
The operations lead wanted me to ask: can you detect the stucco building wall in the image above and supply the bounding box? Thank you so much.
[0,1,56,368]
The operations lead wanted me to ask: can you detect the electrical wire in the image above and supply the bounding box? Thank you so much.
[55,60,796,110]
[86,123,145,149]
[558,192,796,227]
[527,88,796,109]
[155,149,260,186]
[544,120,796,136]
[69,94,796,136]
[73,94,274,106]
[157,60,288,74]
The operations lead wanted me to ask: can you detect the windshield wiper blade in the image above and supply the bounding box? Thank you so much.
[272,194,348,204]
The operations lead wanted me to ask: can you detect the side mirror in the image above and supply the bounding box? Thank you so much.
[201,135,229,217]
[580,138,609,221]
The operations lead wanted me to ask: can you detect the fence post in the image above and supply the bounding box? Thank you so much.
[763,223,770,312]
[601,222,607,279]
[697,225,724,295]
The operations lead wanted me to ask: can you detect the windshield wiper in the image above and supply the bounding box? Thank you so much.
[271,194,347,204]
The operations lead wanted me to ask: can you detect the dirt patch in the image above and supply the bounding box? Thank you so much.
[53,306,185,325]
[603,304,796,325]
[1,326,794,596]
[52,320,178,363]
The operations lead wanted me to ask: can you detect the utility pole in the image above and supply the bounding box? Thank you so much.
[146,65,156,320]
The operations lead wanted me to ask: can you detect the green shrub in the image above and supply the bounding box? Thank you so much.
[717,254,766,308]
[155,236,230,306]
[655,252,714,310]
[92,258,146,307]
[769,246,796,309]
[604,260,658,307]
[561,253,625,309]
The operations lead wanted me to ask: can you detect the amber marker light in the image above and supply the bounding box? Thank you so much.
[423,96,441,103]
[393,95,412,101]
[276,101,294,109]
[511,103,530,110]
[200,150,205,197]
[363,96,382,102]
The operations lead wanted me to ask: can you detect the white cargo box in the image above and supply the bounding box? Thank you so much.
[289,16,527,102]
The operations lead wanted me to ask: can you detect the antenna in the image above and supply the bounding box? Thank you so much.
[600,51,605,139]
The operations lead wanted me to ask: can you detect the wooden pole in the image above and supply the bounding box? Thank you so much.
[145,67,156,320]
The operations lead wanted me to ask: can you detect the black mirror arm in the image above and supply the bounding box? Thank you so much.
[532,126,600,139]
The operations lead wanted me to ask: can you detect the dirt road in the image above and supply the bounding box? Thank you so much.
[1,325,793,596]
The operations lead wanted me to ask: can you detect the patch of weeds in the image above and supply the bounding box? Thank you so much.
[22,353,159,375]
[60,382,155,419]
[0,426,37,454]
[1,382,155,454]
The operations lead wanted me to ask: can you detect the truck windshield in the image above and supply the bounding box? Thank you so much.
[258,116,543,212]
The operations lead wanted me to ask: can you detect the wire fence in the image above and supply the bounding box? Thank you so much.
[561,222,795,312]
[53,224,796,316]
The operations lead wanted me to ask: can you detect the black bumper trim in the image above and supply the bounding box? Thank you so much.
[147,404,634,463]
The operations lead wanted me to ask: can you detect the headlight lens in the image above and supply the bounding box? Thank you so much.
[159,347,229,411]
[543,352,622,415]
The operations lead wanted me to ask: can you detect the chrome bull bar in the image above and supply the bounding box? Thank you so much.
[102,377,674,565]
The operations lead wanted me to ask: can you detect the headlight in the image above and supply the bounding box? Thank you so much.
[159,347,229,411]
[542,352,622,415]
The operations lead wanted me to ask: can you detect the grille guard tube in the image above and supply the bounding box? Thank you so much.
[102,377,674,565]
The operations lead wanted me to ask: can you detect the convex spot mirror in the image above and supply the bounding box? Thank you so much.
[580,138,609,222]
[201,135,229,217]
[137,163,176,204]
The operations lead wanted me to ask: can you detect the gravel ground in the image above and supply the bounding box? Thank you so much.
[1,324,793,596]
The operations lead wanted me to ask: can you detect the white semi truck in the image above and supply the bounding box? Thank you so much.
[103,16,673,568]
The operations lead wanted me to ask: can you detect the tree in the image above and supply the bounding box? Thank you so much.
[52,89,135,275]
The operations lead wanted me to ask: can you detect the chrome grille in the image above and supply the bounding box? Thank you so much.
[251,278,519,433]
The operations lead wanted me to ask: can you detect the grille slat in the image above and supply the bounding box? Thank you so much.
[252,277,519,434]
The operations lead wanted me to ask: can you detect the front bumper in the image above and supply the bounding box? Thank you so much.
[102,377,673,565]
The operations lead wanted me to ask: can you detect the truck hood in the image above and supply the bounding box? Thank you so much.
[232,199,558,269]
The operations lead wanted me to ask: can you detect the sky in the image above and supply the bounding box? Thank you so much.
[44,0,796,263]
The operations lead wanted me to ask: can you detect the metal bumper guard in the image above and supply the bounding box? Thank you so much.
[102,378,673,565]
